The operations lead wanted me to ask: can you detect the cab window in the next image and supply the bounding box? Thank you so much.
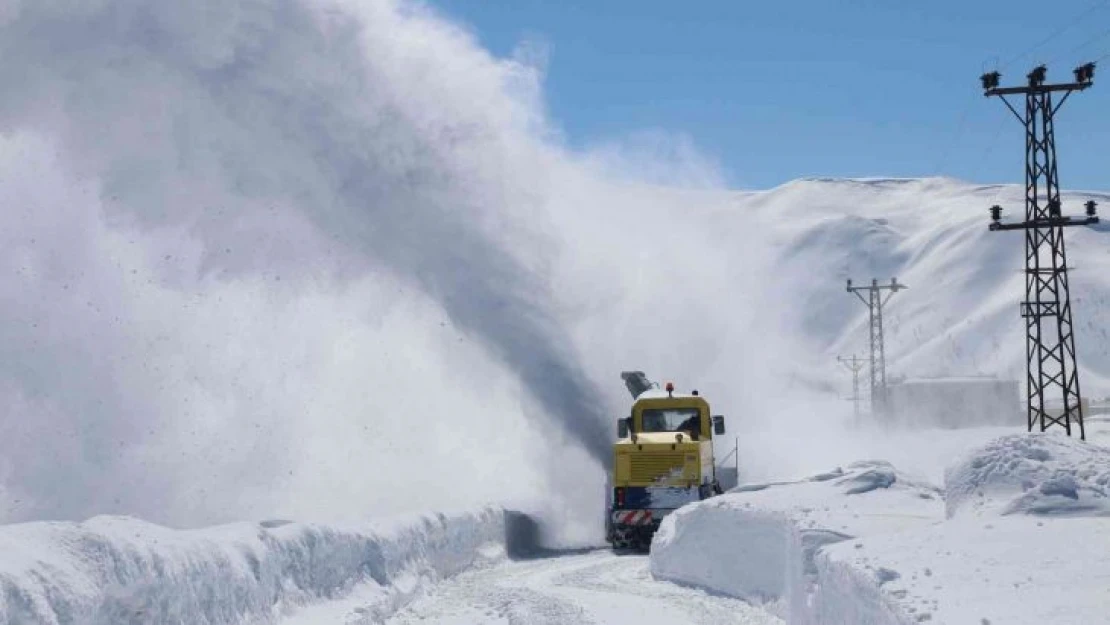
[641,408,701,439]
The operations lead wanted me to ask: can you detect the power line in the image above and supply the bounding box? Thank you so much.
[1045,24,1110,66]
[998,0,1110,70]
[966,114,1009,184]
[931,95,975,176]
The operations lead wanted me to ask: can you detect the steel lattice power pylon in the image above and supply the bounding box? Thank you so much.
[837,354,867,420]
[846,278,906,415]
[981,63,1100,440]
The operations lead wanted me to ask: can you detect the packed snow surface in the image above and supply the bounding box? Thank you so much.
[0,508,506,625]
[379,550,780,625]
[652,424,1110,625]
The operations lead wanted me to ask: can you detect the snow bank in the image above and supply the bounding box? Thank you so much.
[817,431,1110,624]
[808,432,1110,624]
[945,432,1110,518]
[652,431,1110,624]
[0,508,509,625]
[650,502,802,617]
[650,461,940,622]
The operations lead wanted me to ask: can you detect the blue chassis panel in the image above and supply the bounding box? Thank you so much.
[613,485,713,510]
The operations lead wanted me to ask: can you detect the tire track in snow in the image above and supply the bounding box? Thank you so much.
[381,550,781,625]
[385,554,597,625]
[545,554,775,625]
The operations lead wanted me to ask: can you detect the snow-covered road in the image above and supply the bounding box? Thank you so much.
[386,550,780,625]
[288,549,781,625]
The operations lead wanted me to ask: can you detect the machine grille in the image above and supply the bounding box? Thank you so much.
[630,453,685,483]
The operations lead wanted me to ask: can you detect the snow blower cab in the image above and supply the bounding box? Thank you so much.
[606,371,726,550]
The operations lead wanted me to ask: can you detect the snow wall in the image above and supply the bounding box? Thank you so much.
[650,460,935,624]
[0,507,519,625]
[648,503,806,620]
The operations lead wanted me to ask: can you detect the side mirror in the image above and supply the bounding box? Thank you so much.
[712,415,726,435]
[617,417,631,439]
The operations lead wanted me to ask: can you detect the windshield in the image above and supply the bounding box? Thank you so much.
[640,408,701,435]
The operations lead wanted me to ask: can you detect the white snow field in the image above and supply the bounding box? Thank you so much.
[0,508,507,625]
[651,422,1110,625]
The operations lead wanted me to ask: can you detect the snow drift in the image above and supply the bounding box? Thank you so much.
[652,426,1110,624]
[945,432,1110,518]
[0,508,509,625]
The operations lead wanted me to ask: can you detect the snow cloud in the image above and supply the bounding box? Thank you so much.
[0,0,790,540]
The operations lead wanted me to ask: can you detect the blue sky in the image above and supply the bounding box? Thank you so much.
[428,0,1110,190]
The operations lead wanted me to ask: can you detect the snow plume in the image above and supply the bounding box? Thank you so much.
[0,0,589,524]
[0,0,781,540]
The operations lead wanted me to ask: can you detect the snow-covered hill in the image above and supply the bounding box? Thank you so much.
[642,176,1110,392]
[556,175,1110,485]
[732,177,1110,391]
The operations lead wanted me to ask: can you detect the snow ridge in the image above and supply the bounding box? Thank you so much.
[0,508,506,625]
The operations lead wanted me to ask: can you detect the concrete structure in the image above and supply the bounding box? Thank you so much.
[886,376,1020,429]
